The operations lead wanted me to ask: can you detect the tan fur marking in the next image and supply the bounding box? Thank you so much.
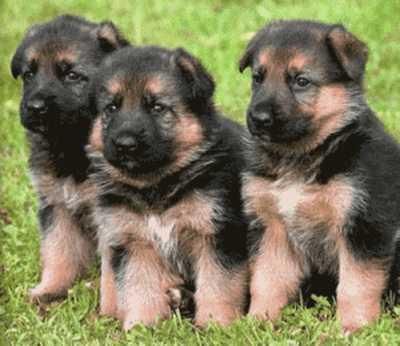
[311,85,349,148]
[173,113,204,169]
[276,84,350,154]
[96,191,219,247]
[165,191,217,236]
[194,241,247,327]
[314,85,348,120]
[145,77,164,94]
[106,77,123,95]
[296,178,354,232]
[26,47,39,62]
[243,175,278,222]
[288,54,309,71]
[257,50,271,67]
[55,49,78,63]
[337,242,387,334]
[29,206,95,303]
[89,117,104,151]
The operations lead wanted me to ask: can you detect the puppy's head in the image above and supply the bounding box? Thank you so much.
[239,20,368,152]
[90,46,215,180]
[11,14,128,134]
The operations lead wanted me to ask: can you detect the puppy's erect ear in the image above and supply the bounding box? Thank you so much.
[10,24,41,79]
[172,48,215,101]
[326,25,368,82]
[96,21,129,52]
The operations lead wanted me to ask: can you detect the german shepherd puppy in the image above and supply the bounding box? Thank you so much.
[239,20,400,334]
[88,46,248,329]
[11,15,128,303]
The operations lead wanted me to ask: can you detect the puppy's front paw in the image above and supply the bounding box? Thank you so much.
[121,295,172,331]
[338,299,380,335]
[195,303,240,328]
[100,298,119,319]
[248,296,283,321]
[28,285,68,305]
[248,305,270,321]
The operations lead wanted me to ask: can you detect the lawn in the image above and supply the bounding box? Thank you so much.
[1,0,400,344]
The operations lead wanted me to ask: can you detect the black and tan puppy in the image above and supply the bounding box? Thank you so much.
[88,46,248,329]
[11,15,128,303]
[239,20,400,333]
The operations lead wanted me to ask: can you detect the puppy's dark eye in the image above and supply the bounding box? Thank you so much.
[23,71,35,82]
[150,103,167,114]
[105,103,119,114]
[64,71,81,82]
[252,72,264,84]
[295,76,311,88]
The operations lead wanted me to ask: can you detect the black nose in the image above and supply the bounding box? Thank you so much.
[249,111,273,128]
[113,135,138,154]
[27,99,48,115]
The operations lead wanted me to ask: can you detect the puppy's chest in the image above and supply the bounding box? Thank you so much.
[142,214,180,256]
[245,174,356,237]
[99,191,217,262]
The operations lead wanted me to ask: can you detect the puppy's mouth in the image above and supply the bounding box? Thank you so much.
[21,116,48,134]
[248,115,313,145]
[113,157,141,172]
[247,119,272,142]
[105,151,160,177]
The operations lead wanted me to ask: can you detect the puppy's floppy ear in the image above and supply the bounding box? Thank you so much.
[96,21,129,52]
[11,46,23,79]
[10,24,41,79]
[239,28,266,73]
[172,48,215,101]
[239,45,255,73]
[326,24,368,82]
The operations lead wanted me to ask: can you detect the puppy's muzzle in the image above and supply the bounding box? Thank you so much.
[27,98,48,116]
[112,135,138,156]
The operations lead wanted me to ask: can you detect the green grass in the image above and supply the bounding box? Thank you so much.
[1,0,400,344]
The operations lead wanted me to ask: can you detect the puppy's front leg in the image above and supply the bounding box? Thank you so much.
[337,242,387,334]
[100,247,119,318]
[194,241,247,327]
[30,204,95,303]
[115,242,180,330]
[248,220,303,320]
